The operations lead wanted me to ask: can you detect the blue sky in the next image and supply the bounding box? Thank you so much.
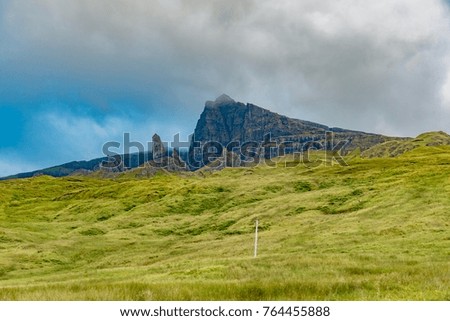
[1,0,450,176]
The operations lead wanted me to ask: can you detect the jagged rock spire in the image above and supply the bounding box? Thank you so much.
[152,133,166,160]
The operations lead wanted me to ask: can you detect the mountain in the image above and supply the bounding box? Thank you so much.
[1,97,449,300]
[0,140,449,300]
[192,94,399,155]
[4,94,446,179]
[0,133,188,180]
[0,153,152,180]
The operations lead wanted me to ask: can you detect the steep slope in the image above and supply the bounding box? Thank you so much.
[194,94,329,144]
[0,94,409,179]
[193,94,399,154]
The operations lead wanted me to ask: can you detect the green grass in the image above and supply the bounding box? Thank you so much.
[361,131,450,158]
[0,145,449,300]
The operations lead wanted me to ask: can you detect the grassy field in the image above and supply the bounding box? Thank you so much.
[0,144,449,300]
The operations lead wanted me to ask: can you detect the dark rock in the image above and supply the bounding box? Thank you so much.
[171,148,185,168]
[191,94,398,168]
[2,94,409,180]
[152,133,166,160]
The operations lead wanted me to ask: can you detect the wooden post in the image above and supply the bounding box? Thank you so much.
[254,219,259,258]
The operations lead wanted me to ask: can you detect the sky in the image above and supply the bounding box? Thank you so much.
[1,0,450,177]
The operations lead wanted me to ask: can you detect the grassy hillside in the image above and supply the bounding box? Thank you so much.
[361,131,450,158]
[0,145,449,300]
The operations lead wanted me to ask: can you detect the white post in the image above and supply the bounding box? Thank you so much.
[254,219,259,258]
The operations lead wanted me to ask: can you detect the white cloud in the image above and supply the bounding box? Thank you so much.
[33,109,184,162]
[441,58,450,107]
[0,108,186,177]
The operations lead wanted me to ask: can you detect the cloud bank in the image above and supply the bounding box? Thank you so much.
[1,0,450,175]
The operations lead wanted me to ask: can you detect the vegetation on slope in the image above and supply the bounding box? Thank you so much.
[361,131,450,158]
[0,144,449,300]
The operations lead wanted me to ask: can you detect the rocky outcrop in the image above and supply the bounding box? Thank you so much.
[149,133,187,171]
[195,94,329,146]
[2,94,409,179]
[192,94,395,156]
[151,133,166,161]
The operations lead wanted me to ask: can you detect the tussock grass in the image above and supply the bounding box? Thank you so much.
[0,146,449,300]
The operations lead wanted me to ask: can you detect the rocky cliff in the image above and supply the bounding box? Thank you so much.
[192,94,396,154]
[2,94,409,179]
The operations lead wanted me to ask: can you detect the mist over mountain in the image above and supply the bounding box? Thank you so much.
[192,94,394,153]
[3,94,444,180]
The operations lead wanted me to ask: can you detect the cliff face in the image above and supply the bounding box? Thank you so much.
[2,94,406,179]
[193,94,329,145]
[192,94,392,151]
